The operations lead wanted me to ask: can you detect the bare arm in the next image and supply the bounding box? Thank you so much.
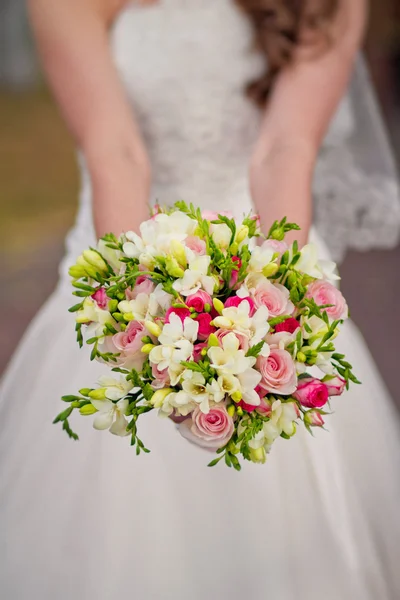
[28,0,153,237]
[250,0,368,246]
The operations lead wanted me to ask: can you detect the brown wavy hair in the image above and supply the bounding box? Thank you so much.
[235,0,339,105]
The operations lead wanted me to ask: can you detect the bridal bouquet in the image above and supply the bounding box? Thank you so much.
[55,202,359,469]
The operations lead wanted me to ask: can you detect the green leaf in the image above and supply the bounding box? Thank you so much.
[68,302,84,313]
[245,341,265,358]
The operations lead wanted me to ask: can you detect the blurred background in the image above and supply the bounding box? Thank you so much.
[0,0,399,408]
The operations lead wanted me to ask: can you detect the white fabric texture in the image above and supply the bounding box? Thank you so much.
[1,1,400,598]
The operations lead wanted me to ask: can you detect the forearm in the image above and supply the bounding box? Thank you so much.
[28,0,150,236]
[250,0,368,242]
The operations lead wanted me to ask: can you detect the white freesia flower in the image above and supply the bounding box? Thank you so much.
[208,332,256,375]
[150,314,198,370]
[152,283,173,311]
[173,253,215,296]
[159,390,196,418]
[249,243,275,273]
[301,315,329,342]
[213,300,253,333]
[118,292,158,322]
[249,305,270,346]
[97,239,122,273]
[181,370,211,413]
[296,244,340,281]
[210,223,232,249]
[75,297,116,340]
[96,375,135,400]
[237,368,262,406]
[91,397,130,436]
[264,400,299,440]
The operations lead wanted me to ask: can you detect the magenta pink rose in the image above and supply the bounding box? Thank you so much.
[229,256,242,288]
[195,313,216,341]
[257,349,297,395]
[91,287,108,309]
[178,405,235,450]
[125,276,155,300]
[186,290,212,313]
[306,280,348,320]
[293,376,329,408]
[237,399,257,413]
[193,342,207,362]
[324,375,346,397]
[224,295,256,316]
[185,235,206,255]
[275,317,300,334]
[113,320,146,369]
[215,329,249,352]
[151,363,170,389]
[256,396,273,417]
[253,281,294,318]
[304,409,325,427]
[165,306,191,323]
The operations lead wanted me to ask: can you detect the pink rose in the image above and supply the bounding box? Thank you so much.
[193,342,207,362]
[151,363,170,389]
[178,405,235,450]
[293,376,329,408]
[202,210,233,221]
[257,349,297,395]
[186,290,212,313]
[165,306,191,323]
[91,287,108,309]
[253,281,294,318]
[185,236,206,255]
[215,329,249,352]
[262,239,288,255]
[324,375,346,397]
[306,280,348,320]
[256,396,273,417]
[195,313,216,341]
[229,256,242,288]
[275,317,300,334]
[113,320,146,369]
[126,276,155,300]
[237,400,257,413]
[304,409,325,427]
[224,295,256,316]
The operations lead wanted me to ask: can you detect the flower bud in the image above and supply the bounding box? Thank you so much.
[297,351,306,363]
[213,298,224,314]
[88,388,107,400]
[204,303,211,313]
[236,406,244,416]
[170,240,187,267]
[83,249,108,273]
[231,391,242,403]
[145,320,162,337]
[150,388,173,408]
[250,446,266,464]
[270,227,285,241]
[304,409,325,428]
[227,405,236,417]
[108,299,118,313]
[68,265,87,279]
[165,256,185,278]
[79,388,92,397]
[262,263,279,277]
[229,242,239,255]
[235,225,249,244]
[80,404,98,416]
[141,343,155,354]
[207,333,219,347]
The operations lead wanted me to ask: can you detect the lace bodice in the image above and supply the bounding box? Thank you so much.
[68,0,399,270]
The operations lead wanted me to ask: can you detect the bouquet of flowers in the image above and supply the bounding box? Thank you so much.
[55,202,359,469]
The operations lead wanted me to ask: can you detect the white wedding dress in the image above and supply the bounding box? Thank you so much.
[1,2,400,599]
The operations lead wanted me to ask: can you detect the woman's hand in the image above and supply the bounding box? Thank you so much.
[86,142,151,238]
[250,141,315,248]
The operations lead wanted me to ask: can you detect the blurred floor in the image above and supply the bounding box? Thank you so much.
[1,88,400,413]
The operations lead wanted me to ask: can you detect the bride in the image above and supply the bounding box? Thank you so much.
[1,0,400,598]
